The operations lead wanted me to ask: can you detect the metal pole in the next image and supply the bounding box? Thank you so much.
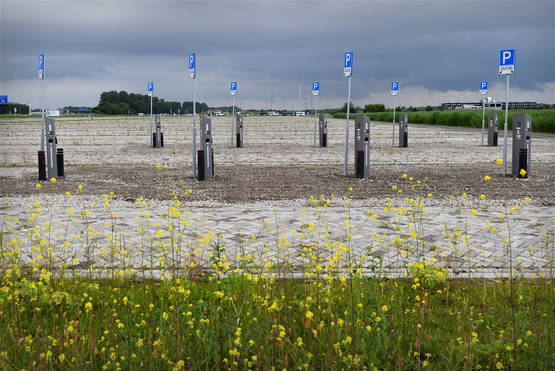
[392,95,397,146]
[150,94,153,117]
[343,76,352,177]
[481,96,485,146]
[313,95,318,147]
[231,95,236,147]
[192,78,197,178]
[40,75,45,151]
[503,74,510,176]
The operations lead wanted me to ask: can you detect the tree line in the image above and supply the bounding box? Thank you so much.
[93,90,208,115]
[0,103,30,115]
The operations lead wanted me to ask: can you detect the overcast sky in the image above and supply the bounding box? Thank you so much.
[1,0,554,110]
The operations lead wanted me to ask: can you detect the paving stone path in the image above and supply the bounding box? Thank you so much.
[1,195,553,278]
[1,117,553,278]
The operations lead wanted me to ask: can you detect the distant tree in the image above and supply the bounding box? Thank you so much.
[364,104,386,113]
[340,102,356,113]
[0,103,30,114]
[94,90,208,115]
[425,105,434,111]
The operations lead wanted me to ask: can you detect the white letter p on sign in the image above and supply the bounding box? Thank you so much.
[502,51,512,65]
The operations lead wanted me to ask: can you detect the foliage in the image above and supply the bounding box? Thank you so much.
[364,104,385,113]
[93,90,208,115]
[1,173,553,369]
[0,274,552,369]
[362,109,555,133]
[408,261,447,290]
[0,102,30,114]
[340,102,356,113]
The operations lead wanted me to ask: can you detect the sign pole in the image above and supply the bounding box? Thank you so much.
[503,74,509,176]
[232,95,236,147]
[314,94,318,147]
[192,78,197,178]
[481,97,485,146]
[344,75,351,177]
[150,94,153,117]
[480,81,488,146]
[392,95,397,147]
[312,81,320,147]
[343,51,353,177]
[189,52,197,178]
[39,53,45,152]
[498,48,515,177]
[390,81,399,146]
[41,77,45,151]
[229,81,238,147]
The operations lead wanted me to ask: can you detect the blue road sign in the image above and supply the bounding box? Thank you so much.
[343,51,353,77]
[38,53,45,79]
[312,81,320,96]
[480,81,488,94]
[499,49,515,75]
[0,96,8,104]
[230,81,237,95]
[188,52,196,78]
[391,81,399,95]
[147,82,154,92]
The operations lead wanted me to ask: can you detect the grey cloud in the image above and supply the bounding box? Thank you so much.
[1,0,553,108]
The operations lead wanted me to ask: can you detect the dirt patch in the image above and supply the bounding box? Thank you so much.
[2,162,554,204]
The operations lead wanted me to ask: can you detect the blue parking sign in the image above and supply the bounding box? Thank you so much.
[38,53,45,79]
[230,81,237,95]
[147,82,154,92]
[499,49,515,75]
[188,52,196,78]
[343,51,353,77]
[312,81,320,96]
[391,81,399,95]
[0,96,8,104]
[480,81,488,94]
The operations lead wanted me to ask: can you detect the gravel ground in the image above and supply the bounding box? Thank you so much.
[1,116,553,204]
[1,162,554,204]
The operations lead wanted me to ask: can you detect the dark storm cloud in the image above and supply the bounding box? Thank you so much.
[1,0,553,108]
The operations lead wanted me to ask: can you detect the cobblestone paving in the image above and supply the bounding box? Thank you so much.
[1,117,553,278]
[1,196,553,278]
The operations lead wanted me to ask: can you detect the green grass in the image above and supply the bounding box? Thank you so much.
[1,273,553,370]
[333,109,555,133]
[1,181,553,369]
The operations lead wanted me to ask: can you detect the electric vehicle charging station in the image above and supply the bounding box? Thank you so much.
[354,115,371,178]
[399,113,408,148]
[319,113,328,147]
[197,115,214,181]
[151,114,164,148]
[511,113,532,178]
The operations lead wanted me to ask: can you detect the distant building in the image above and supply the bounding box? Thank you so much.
[441,101,539,111]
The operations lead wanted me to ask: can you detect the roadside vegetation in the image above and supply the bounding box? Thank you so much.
[333,109,555,134]
[1,166,554,369]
